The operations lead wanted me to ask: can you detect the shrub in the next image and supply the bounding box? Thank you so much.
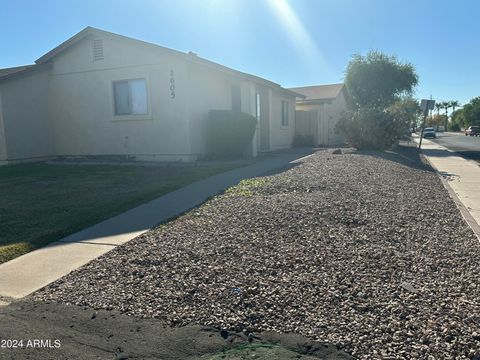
[205,110,257,158]
[336,108,408,150]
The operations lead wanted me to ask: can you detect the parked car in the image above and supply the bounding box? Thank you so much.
[423,127,436,139]
[465,126,480,136]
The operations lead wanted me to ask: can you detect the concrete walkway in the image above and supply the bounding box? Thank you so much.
[416,136,480,234]
[0,151,313,301]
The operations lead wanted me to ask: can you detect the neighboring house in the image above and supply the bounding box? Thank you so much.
[289,83,348,146]
[0,27,304,165]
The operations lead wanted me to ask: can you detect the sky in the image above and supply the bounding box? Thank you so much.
[0,0,478,105]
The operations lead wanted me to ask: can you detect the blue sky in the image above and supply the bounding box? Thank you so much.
[1,0,478,104]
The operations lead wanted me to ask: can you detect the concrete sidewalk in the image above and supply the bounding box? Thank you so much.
[416,136,480,233]
[0,151,314,301]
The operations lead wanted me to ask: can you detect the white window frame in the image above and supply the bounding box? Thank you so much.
[110,77,152,121]
[281,100,289,128]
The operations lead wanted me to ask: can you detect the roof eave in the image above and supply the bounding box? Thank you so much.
[185,56,305,98]
[0,63,52,83]
[33,26,302,97]
[297,98,335,104]
[35,27,94,64]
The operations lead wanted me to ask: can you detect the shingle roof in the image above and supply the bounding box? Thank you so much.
[0,65,36,80]
[289,83,345,101]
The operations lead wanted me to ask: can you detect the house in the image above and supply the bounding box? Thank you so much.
[0,27,304,165]
[289,83,348,146]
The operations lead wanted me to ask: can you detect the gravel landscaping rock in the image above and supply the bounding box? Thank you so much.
[34,148,480,359]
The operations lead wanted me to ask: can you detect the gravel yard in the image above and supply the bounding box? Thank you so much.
[34,148,480,359]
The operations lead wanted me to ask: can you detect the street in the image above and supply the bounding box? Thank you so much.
[431,132,480,162]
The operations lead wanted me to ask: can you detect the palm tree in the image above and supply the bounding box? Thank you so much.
[449,100,461,131]
[450,100,460,114]
[441,101,453,131]
[434,102,443,131]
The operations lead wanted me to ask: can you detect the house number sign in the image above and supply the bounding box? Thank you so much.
[170,70,175,99]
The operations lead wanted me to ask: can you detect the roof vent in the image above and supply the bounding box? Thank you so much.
[93,39,104,61]
[188,51,197,56]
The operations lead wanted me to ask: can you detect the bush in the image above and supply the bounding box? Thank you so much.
[336,108,408,150]
[205,110,257,158]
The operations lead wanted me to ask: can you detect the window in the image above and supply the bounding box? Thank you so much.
[232,85,241,112]
[281,100,289,127]
[113,79,148,116]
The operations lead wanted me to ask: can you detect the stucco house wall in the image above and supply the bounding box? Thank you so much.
[0,27,303,164]
[0,68,53,162]
[292,84,348,146]
[185,61,256,157]
[48,32,193,162]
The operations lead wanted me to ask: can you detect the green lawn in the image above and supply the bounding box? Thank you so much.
[0,163,237,264]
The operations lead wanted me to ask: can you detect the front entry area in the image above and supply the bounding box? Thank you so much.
[256,87,270,152]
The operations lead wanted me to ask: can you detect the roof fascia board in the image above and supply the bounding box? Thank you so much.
[0,63,52,83]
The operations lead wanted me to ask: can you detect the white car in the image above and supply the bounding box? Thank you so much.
[423,127,436,139]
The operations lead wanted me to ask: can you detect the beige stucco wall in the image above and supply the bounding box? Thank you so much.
[295,91,347,146]
[185,62,256,157]
[0,69,53,162]
[49,33,193,161]
[0,30,296,163]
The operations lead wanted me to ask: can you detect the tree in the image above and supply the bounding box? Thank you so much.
[337,51,419,149]
[451,100,460,114]
[451,108,466,130]
[345,51,419,110]
[388,97,421,130]
[462,97,480,127]
[435,102,442,117]
[440,101,452,131]
[427,114,446,128]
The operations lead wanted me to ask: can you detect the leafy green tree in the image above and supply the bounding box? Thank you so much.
[451,108,466,129]
[388,97,421,130]
[462,97,480,127]
[345,51,418,110]
[337,51,419,149]
[427,114,446,128]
